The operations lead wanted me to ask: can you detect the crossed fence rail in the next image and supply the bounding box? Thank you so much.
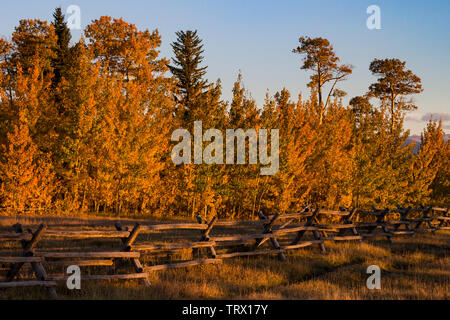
[0,206,448,298]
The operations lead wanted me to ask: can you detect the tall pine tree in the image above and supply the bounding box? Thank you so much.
[169,30,208,120]
[51,7,71,93]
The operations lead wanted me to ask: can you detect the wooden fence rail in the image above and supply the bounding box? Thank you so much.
[0,223,57,298]
[0,205,448,298]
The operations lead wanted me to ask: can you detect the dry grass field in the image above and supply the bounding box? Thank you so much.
[0,215,448,300]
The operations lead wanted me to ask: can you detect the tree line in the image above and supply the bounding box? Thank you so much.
[0,8,447,218]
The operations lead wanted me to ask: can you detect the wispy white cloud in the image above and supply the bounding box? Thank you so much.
[405,115,421,122]
[421,112,450,122]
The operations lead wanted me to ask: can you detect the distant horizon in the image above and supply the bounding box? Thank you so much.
[0,0,448,135]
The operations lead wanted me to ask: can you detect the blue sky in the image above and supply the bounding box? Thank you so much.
[0,0,449,134]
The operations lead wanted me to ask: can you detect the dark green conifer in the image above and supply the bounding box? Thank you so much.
[169,30,208,110]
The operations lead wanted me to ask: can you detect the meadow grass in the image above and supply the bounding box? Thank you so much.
[0,215,448,300]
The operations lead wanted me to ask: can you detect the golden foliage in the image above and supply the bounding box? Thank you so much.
[0,15,446,217]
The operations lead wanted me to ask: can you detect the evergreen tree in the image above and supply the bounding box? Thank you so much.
[368,58,423,132]
[169,30,208,119]
[292,36,352,124]
[51,7,72,102]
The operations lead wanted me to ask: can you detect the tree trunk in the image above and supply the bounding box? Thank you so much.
[318,66,323,125]
[390,92,396,133]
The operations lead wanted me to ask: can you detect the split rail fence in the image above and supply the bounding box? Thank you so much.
[0,206,448,298]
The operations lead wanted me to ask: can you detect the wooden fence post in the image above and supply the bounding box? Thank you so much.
[371,207,392,243]
[199,216,218,259]
[338,207,362,242]
[290,208,325,253]
[6,223,57,299]
[115,222,150,287]
[394,206,415,235]
[253,212,286,261]
[414,206,431,231]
